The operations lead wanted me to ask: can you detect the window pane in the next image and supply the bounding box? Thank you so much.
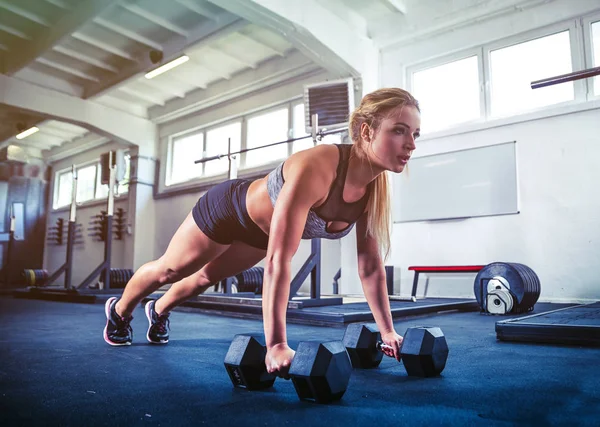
[412,56,480,132]
[169,132,204,185]
[490,31,573,117]
[205,122,241,177]
[246,108,288,168]
[55,171,73,208]
[292,103,313,154]
[76,165,97,203]
[593,21,600,96]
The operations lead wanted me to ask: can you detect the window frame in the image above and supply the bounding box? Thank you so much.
[483,19,584,118]
[406,46,486,132]
[165,128,205,187]
[243,103,290,172]
[52,153,131,211]
[161,98,305,194]
[404,15,600,142]
[583,12,600,100]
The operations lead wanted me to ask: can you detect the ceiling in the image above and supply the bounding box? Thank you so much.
[0,0,549,161]
[0,0,297,159]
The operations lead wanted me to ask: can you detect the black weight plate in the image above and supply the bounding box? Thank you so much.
[474,263,526,310]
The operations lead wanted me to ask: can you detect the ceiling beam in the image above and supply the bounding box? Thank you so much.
[52,45,120,73]
[44,0,69,9]
[45,133,111,163]
[0,23,31,40]
[236,32,285,57]
[120,3,189,37]
[0,1,51,26]
[83,14,243,99]
[0,74,156,154]
[3,0,120,75]
[118,87,165,106]
[36,57,101,82]
[93,17,164,51]
[71,31,136,61]
[149,49,321,125]
[206,46,257,69]
[174,0,222,21]
[204,0,373,78]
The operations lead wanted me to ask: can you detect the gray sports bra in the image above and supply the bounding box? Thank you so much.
[266,144,370,240]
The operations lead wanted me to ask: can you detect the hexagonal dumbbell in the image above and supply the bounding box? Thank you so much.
[224,334,352,403]
[342,323,449,377]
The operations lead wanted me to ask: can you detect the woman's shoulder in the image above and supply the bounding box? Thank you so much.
[281,144,340,188]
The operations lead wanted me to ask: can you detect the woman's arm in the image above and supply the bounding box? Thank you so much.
[355,212,403,359]
[262,157,330,350]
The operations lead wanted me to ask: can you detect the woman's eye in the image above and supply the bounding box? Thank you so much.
[394,128,405,135]
[414,133,420,139]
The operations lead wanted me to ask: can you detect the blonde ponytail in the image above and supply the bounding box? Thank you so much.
[349,88,420,261]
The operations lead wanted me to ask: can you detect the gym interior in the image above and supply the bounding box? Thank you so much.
[1,0,599,425]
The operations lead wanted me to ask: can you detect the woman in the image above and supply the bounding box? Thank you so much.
[103,87,421,379]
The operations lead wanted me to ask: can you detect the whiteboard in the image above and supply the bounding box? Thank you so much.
[392,141,519,222]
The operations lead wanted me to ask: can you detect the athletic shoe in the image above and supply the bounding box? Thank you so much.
[145,300,170,344]
[103,297,133,346]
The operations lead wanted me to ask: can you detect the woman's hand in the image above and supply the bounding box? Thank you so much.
[380,330,404,362]
[265,343,296,379]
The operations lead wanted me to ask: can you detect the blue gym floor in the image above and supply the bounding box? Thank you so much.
[1,297,599,426]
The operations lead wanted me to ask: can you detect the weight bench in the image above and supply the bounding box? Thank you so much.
[409,265,485,298]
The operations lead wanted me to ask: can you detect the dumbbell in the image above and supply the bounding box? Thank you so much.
[224,334,352,403]
[342,323,449,377]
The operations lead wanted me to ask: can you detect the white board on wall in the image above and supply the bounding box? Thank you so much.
[392,141,519,222]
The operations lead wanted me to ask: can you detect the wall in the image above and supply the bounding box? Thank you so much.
[370,2,600,303]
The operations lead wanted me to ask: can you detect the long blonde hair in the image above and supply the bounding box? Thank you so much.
[349,88,420,261]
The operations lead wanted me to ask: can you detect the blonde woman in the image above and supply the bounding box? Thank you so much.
[103,88,421,379]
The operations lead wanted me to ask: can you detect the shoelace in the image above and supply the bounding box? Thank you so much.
[154,314,170,334]
[116,315,133,336]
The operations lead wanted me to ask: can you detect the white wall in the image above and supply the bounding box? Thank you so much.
[374,2,600,303]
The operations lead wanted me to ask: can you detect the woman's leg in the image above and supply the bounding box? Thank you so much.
[154,240,267,315]
[115,211,230,317]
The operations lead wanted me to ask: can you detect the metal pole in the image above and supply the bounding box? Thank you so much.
[103,151,116,290]
[531,66,600,89]
[65,165,77,289]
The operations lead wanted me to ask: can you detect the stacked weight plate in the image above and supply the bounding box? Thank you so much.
[235,267,264,294]
[473,262,541,314]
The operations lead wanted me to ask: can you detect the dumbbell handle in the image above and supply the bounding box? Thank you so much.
[376,341,401,358]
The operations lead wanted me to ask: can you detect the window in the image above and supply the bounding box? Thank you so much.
[168,132,204,185]
[593,20,600,96]
[246,107,288,168]
[489,31,574,117]
[411,55,481,132]
[76,164,97,204]
[54,170,73,209]
[204,122,241,177]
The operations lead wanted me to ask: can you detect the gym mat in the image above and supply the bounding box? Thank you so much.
[495,301,600,346]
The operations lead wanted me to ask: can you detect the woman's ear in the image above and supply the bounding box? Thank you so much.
[360,123,372,142]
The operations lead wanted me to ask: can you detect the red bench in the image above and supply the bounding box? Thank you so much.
[408,265,485,298]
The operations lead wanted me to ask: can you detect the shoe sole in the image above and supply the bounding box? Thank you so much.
[103,297,131,346]
[145,300,168,345]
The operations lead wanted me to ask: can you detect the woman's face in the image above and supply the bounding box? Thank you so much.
[364,105,421,174]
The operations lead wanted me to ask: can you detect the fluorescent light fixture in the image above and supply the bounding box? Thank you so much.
[16,127,39,140]
[145,55,189,79]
